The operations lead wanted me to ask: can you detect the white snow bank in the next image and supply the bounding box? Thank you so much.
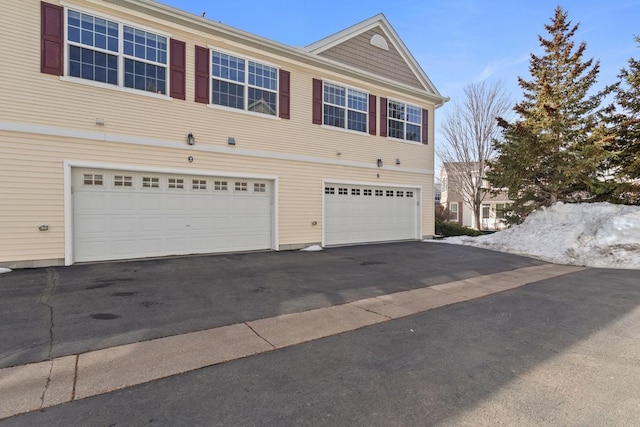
[300,245,323,252]
[442,202,640,270]
[0,267,11,274]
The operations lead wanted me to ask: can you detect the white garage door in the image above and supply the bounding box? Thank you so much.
[73,169,273,262]
[324,183,419,246]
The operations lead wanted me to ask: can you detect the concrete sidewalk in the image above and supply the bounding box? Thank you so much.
[0,263,584,420]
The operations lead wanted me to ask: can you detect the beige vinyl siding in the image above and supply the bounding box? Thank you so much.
[0,0,436,265]
[317,28,424,90]
[0,130,434,263]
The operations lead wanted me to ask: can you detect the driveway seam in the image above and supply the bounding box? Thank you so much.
[38,268,59,409]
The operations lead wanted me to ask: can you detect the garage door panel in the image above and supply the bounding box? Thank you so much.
[73,169,273,262]
[324,184,418,246]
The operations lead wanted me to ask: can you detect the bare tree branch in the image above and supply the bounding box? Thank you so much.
[437,81,512,229]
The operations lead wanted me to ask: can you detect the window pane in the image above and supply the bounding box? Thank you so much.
[212,51,245,83]
[388,119,404,139]
[407,105,421,124]
[248,88,276,115]
[248,62,277,90]
[124,59,166,94]
[324,83,345,106]
[388,100,404,120]
[68,10,118,51]
[212,80,244,109]
[347,89,367,112]
[69,46,117,85]
[123,26,167,65]
[347,110,367,132]
[406,123,421,142]
[324,105,345,128]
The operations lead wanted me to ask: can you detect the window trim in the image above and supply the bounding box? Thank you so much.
[449,202,459,222]
[62,4,172,98]
[385,98,423,144]
[321,80,369,134]
[208,46,280,117]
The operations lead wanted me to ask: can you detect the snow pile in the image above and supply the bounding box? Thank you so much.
[0,268,11,274]
[443,202,640,269]
[300,245,323,252]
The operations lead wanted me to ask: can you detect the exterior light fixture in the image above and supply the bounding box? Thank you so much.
[377,158,383,167]
[187,133,195,145]
[228,137,236,145]
[395,158,401,165]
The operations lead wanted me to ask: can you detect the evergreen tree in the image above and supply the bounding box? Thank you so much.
[488,6,610,222]
[603,37,640,204]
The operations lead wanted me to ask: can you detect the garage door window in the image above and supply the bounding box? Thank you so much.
[168,178,184,189]
[192,179,207,190]
[142,177,160,188]
[254,183,266,193]
[114,175,133,187]
[83,173,103,186]
[407,191,414,198]
[325,187,335,194]
[214,181,228,191]
[375,190,383,196]
[235,182,248,192]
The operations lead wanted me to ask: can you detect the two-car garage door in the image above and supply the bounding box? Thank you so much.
[72,169,273,262]
[324,183,419,246]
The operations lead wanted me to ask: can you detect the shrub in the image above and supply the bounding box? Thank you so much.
[435,220,482,237]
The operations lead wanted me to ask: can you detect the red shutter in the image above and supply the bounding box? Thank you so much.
[279,69,290,119]
[380,97,388,137]
[368,94,377,135]
[194,46,210,104]
[41,2,63,76]
[422,108,429,144]
[169,39,185,100]
[312,78,323,125]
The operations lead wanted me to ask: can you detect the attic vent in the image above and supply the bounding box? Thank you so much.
[370,34,389,51]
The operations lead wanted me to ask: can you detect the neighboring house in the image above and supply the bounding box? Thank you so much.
[0,1,447,267]
[440,162,511,231]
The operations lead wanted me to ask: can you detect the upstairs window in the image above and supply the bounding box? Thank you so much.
[388,100,422,142]
[212,51,278,116]
[323,82,368,132]
[66,9,168,94]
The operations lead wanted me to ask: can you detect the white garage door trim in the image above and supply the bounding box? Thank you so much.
[63,161,279,265]
[322,179,422,246]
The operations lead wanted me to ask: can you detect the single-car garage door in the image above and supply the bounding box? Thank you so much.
[72,169,273,262]
[324,183,419,246]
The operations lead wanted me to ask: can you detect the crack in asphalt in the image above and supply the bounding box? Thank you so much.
[38,268,59,408]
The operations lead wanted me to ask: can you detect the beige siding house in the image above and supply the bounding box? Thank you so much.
[0,0,447,267]
[440,163,511,231]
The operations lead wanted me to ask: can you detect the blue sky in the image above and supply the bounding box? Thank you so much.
[160,0,639,166]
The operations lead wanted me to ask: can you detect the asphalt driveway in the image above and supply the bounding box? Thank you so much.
[1,249,638,426]
[0,242,546,369]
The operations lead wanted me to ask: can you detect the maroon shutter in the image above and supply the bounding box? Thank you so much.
[41,2,63,76]
[194,46,210,104]
[169,39,185,99]
[368,94,377,135]
[279,69,290,119]
[422,108,429,144]
[380,97,388,137]
[312,78,323,125]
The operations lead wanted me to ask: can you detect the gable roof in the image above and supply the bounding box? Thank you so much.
[305,14,443,98]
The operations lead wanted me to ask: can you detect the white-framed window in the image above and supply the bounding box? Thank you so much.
[325,187,335,194]
[211,50,278,116]
[386,190,394,197]
[406,191,414,198]
[168,178,184,189]
[375,189,383,196]
[388,99,421,142]
[323,82,368,132]
[363,189,372,196]
[396,191,404,197]
[254,183,266,193]
[66,9,168,94]
[192,179,207,190]
[482,204,491,220]
[114,175,133,187]
[234,182,248,192]
[142,177,160,188]
[83,173,103,186]
[351,188,361,196]
[214,180,228,191]
[338,188,348,195]
[449,202,459,222]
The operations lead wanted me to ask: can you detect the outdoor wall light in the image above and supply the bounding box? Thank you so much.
[187,133,195,145]
[395,158,401,165]
[377,158,383,167]
[228,137,236,145]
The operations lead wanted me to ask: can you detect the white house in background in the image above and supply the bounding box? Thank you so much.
[0,0,447,268]
[439,162,511,230]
